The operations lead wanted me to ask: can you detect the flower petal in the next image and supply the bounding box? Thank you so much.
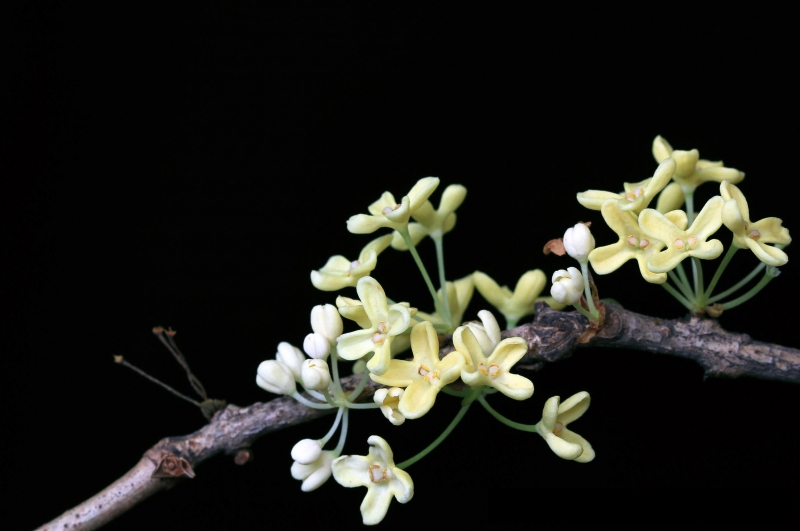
[744,238,789,266]
[360,484,395,525]
[398,381,439,419]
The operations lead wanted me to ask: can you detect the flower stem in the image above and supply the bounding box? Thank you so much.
[676,261,692,292]
[704,242,738,300]
[708,262,766,304]
[660,281,693,310]
[720,270,776,310]
[477,394,538,432]
[333,408,349,456]
[431,233,453,327]
[398,227,450,328]
[691,257,705,308]
[579,261,600,321]
[395,388,480,469]
[667,270,695,301]
[346,371,369,401]
[290,391,334,409]
[320,406,345,446]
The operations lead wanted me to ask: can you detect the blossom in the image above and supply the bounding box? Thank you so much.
[391,184,467,249]
[720,181,790,266]
[535,392,594,463]
[463,309,502,356]
[373,387,405,425]
[453,325,533,400]
[550,267,583,305]
[336,295,414,358]
[473,270,547,325]
[639,196,724,273]
[414,273,475,329]
[563,223,595,261]
[310,235,393,291]
[652,135,744,192]
[576,158,676,214]
[336,277,411,375]
[292,450,336,492]
[310,304,344,343]
[256,359,296,395]
[369,321,464,419]
[332,436,414,525]
[588,199,689,284]
[346,177,440,234]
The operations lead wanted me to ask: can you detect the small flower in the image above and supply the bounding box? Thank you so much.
[391,184,467,249]
[576,158,676,214]
[653,135,745,192]
[369,321,464,419]
[310,304,344,343]
[336,277,411,375]
[303,332,330,360]
[720,181,791,266]
[473,270,548,326]
[256,359,296,395]
[640,196,725,273]
[588,199,689,284]
[453,325,533,400]
[292,450,336,492]
[535,392,594,463]
[332,436,414,525]
[310,235,393,291]
[463,309,502,356]
[414,273,475,329]
[563,222,595,262]
[301,358,331,391]
[550,267,583,305]
[275,342,306,380]
[373,387,405,425]
[347,177,440,234]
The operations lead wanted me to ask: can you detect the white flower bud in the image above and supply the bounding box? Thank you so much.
[256,360,296,395]
[291,451,334,492]
[276,341,305,379]
[563,223,595,262]
[373,387,405,425]
[310,304,343,343]
[291,438,323,465]
[303,332,330,359]
[551,267,584,305]
[301,358,331,390]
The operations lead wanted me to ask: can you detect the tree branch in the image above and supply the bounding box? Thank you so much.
[37,303,800,530]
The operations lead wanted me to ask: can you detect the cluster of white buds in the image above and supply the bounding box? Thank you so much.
[550,267,583,305]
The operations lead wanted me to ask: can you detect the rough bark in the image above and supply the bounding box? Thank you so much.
[37,302,800,530]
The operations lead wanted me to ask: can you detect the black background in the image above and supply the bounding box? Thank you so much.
[7,3,799,529]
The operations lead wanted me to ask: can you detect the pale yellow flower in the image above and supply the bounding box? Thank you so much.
[535,392,594,463]
[332,436,413,526]
[336,295,415,358]
[346,177,440,234]
[369,321,464,419]
[310,235,393,291]
[415,273,475,329]
[336,277,411,375]
[577,158,676,214]
[720,181,791,266]
[453,325,533,400]
[652,135,745,192]
[640,196,725,273]
[473,270,549,325]
[391,184,466,250]
[588,199,688,284]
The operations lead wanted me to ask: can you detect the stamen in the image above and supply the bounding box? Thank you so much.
[624,192,636,202]
[478,362,488,375]
[488,364,500,377]
[381,204,402,215]
[626,236,639,247]
[749,230,761,239]
[372,333,386,345]
[639,239,650,249]
[553,421,564,435]
[634,187,644,197]
[369,464,388,483]
[673,238,685,249]
[377,321,389,334]
[346,260,361,277]
[687,235,698,247]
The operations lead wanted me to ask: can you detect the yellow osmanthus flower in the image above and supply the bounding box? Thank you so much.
[336,277,411,375]
[720,181,791,266]
[588,199,689,284]
[346,177,440,234]
[652,135,745,193]
[370,321,464,419]
[535,392,595,463]
[415,273,475,329]
[639,196,725,273]
[576,158,676,214]
[390,183,466,250]
[336,295,414,358]
[453,325,533,400]
[473,269,556,324]
[332,436,413,526]
[310,235,393,291]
